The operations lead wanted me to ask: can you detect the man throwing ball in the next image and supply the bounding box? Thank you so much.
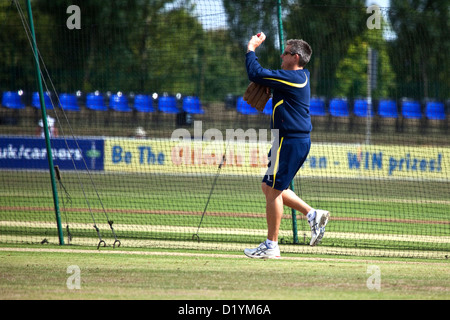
[243,32,330,259]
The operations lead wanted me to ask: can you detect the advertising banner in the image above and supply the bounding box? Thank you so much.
[0,136,104,171]
[104,138,448,181]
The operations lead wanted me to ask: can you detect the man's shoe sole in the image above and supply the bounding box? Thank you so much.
[244,250,281,259]
[319,211,330,228]
[244,253,281,259]
[310,211,330,247]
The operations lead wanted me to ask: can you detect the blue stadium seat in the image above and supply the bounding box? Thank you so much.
[110,93,131,112]
[59,93,80,111]
[2,91,25,109]
[425,101,445,120]
[378,99,398,118]
[401,99,422,119]
[263,98,272,115]
[329,98,349,117]
[353,99,373,117]
[158,96,178,113]
[32,92,53,109]
[134,94,154,112]
[237,96,258,115]
[310,97,326,116]
[182,96,204,114]
[86,92,107,111]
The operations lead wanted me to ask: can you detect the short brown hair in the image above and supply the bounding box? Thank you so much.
[286,39,312,67]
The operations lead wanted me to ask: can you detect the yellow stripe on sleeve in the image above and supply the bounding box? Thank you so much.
[263,72,308,88]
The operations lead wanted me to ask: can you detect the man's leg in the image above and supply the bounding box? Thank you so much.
[261,183,283,242]
[282,188,330,246]
[243,183,282,259]
[281,188,312,215]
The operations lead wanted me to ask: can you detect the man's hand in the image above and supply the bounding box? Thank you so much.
[247,32,266,52]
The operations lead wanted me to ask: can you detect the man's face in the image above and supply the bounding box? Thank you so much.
[280,45,299,70]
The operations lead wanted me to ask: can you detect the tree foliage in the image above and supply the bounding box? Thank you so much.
[284,0,368,97]
[0,0,447,103]
[388,0,449,99]
[334,17,396,99]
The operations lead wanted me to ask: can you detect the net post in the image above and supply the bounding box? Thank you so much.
[25,0,64,245]
[289,181,299,244]
[277,0,285,53]
[366,47,376,145]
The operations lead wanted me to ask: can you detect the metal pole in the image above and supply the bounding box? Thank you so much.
[366,47,373,145]
[277,0,285,53]
[277,0,299,244]
[26,0,64,245]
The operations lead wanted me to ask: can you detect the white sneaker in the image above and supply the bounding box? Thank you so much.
[309,210,330,246]
[244,242,281,259]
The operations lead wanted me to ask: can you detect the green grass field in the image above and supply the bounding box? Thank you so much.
[0,244,448,301]
[0,170,449,259]
[1,163,449,302]
[0,165,449,301]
